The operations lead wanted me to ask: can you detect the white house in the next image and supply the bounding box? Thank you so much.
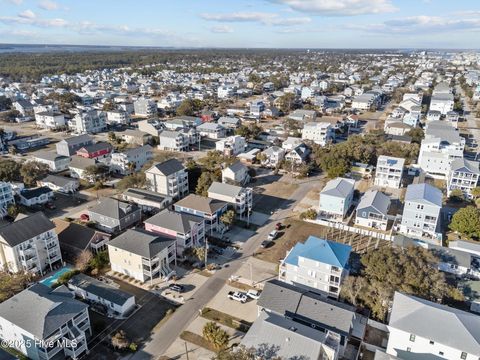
[0,283,91,360]
[0,181,15,217]
[374,155,405,189]
[430,93,454,115]
[19,186,54,207]
[301,122,334,146]
[386,292,480,360]
[31,151,70,172]
[37,174,79,194]
[106,110,130,125]
[447,158,480,199]
[279,236,352,299]
[418,121,465,179]
[261,146,285,168]
[222,161,250,185]
[70,109,107,134]
[197,122,226,139]
[319,177,355,221]
[110,145,153,175]
[35,111,65,129]
[68,273,136,317]
[0,212,62,275]
[208,181,253,219]
[145,159,189,199]
[215,135,246,156]
[158,130,188,152]
[134,97,157,117]
[399,183,443,243]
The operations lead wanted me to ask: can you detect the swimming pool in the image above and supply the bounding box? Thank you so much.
[40,266,73,287]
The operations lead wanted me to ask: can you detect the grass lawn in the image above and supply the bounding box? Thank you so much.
[180,331,218,352]
[201,307,252,333]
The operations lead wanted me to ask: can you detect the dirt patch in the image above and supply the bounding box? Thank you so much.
[259,181,299,199]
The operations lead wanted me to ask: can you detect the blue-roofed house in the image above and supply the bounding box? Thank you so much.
[279,236,352,298]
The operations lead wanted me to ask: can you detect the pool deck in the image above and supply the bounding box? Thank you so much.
[40,266,73,287]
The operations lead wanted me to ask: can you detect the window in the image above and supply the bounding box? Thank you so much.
[409,334,416,342]
[439,352,444,356]
[429,340,435,345]
[461,352,467,360]
[407,347,411,352]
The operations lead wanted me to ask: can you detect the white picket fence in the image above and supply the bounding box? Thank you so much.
[306,218,394,242]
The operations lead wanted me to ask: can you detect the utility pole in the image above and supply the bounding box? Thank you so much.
[205,238,208,270]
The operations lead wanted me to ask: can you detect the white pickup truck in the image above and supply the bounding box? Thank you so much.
[227,291,248,303]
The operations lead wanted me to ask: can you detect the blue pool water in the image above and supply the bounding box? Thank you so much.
[40,266,73,287]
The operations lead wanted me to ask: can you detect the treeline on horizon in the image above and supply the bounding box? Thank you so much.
[0,48,407,82]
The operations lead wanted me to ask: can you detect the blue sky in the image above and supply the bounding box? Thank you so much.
[0,0,479,48]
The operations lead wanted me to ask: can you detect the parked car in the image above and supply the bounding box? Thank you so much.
[261,240,273,248]
[246,289,261,300]
[228,291,247,303]
[275,222,282,230]
[267,230,278,241]
[168,284,184,293]
[46,202,56,210]
[80,213,90,221]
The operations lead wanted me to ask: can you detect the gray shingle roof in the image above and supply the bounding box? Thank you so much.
[68,273,133,306]
[108,228,175,258]
[257,280,361,337]
[321,177,355,198]
[69,156,97,170]
[40,174,77,187]
[62,134,93,146]
[0,212,54,247]
[357,190,390,216]
[144,209,203,234]
[0,283,88,339]
[147,159,184,176]
[389,292,480,355]
[174,194,227,214]
[207,181,242,198]
[404,183,442,207]
[33,150,69,162]
[89,197,140,220]
[450,158,480,175]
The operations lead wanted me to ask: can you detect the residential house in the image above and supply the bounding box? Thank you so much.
[69,156,98,181]
[352,92,380,110]
[122,188,172,214]
[0,212,61,275]
[222,161,250,185]
[88,197,142,233]
[118,129,152,146]
[426,110,442,122]
[257,280,367,359]
[447,158,480,199]
[76,142,112,160]
[158,130,188,152]
[399,183,443,243]
[282,137,303,151]
[145,159,189,199]
[208,181,253,219]
[68,273,135,317]
[0,283,91,360]
[106,110,129,125]
[355,190,390,231]
[56,134,93,157]
[446,111,460,128]
[19,186,54,206]
[144,209,205,257]
[31,151,70,172]
[319,177,355,221]
[250,100,265,118]
[241,311,339,360]
[285,143,310,164]
[289,109,316,122]
[53,219,110,262]
[137,119,165,137]
[302,122,335,146]
[261,146,285,168]
[197,122,226,139]
[215,135,246,156]
[430,93,454,115]
[71,109,107,134]
[217,116,240,129]
[174,194,228,234]
[108,228,176,283]
[13,99,33,116]
[279,236,351,299]
[386,292,480,360]
[374,155,405,189]
[110,145,153,175]
[134,97,157,117]
[35,111,65,129]
[37,174,79,194]
[418,121,465,179]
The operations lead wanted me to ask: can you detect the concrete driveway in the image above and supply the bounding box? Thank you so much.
[206,284,258,323]
[233,256,278,288]
[223,226,256,246]
[156,269,209,303]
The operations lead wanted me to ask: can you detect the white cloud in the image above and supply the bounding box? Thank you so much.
[5,0,23,5]
[348,15,480,34]
[210,25,233,33]
[269,0,397,16]
[38,0,59,10]
[200,12,311,26]
[18,9,36,19]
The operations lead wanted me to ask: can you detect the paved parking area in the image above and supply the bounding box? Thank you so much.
[205,284,258,323]
[156,268,209,303]
[249,211,270,226]
[234,256,277,288]
[223,226,256,246]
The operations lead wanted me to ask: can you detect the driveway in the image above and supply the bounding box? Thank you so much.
[205,284,259,323]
